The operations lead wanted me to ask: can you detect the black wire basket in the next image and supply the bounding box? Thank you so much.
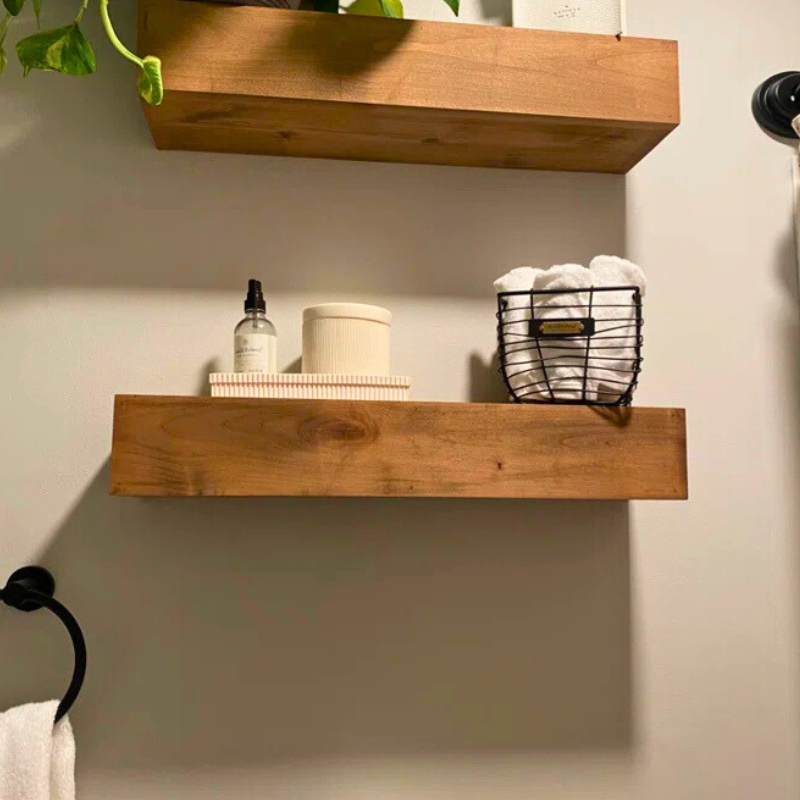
[496,286,643,406]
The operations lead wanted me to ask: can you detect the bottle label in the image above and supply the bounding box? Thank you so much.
[234,333,277,373]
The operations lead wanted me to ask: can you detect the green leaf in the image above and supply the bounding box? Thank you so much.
[377,0,402,17]
[3,0,23,17]
[16,23,96,76]
[0,14,7,72]
[312,0,338,12]
[348,0,402,14]
[32,0,41,28]
[440,0,458,14]
[137,54,162,105]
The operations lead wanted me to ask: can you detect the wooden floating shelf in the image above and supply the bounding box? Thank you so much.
[138,0,680,173]
[110,396,688,499]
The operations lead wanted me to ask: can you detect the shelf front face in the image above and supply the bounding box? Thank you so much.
[110,396,688,499]
[138,0,680,173]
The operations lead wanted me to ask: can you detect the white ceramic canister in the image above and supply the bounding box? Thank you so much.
[302,303,392,375]
[512,0,625,35]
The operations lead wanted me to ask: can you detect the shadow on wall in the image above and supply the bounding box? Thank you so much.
[469,351,509,402]
[282,11,416,76]
[0,0,625,296]
[0,0,631,778]
[2,463,632,772]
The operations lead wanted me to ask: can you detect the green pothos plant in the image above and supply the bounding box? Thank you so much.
[0,0,456,106]
[317,0,458,20]
[0,0,163,102]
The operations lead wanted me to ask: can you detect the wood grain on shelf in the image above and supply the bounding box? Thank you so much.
[110,396,688,499]
[138,0,680,172]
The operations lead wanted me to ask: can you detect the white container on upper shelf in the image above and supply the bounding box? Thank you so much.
[302,303,392,375]
[512,0,625,35]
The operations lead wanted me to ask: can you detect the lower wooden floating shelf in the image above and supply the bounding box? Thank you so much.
[110,395,687,500]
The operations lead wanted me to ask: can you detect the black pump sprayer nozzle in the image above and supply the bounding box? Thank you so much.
[245,279,266,313]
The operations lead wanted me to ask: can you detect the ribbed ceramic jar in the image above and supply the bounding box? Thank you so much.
[302,303,392,375]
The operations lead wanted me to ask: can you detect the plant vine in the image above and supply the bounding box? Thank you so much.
[0,0,458,103]
[0,0,162,104]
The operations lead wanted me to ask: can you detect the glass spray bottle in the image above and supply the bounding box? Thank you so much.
[233,279,277,373]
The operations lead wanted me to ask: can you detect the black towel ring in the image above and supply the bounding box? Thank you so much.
[0,566,87,723]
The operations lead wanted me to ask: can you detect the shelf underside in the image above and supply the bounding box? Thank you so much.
[110,396,688,499]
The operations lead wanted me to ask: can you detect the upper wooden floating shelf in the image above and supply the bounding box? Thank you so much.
[138,0,680,173]
[110,396,688,499]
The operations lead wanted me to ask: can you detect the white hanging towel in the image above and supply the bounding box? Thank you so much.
[0,701,75,800]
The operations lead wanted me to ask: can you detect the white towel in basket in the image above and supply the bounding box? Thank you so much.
[588,256,646,400]
[529,264,595,400]
[494,267,543,376]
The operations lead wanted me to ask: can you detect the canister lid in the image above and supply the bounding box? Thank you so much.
[303,303,392,325]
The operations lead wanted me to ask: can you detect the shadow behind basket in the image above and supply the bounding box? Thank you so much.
[496,286,643,405]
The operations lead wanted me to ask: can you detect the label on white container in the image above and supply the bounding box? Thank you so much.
[234,333,277,373]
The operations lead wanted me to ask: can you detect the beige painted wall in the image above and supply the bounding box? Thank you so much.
[2,0,800,797]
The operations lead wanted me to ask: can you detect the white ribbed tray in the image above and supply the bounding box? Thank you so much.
[209,373,411,401]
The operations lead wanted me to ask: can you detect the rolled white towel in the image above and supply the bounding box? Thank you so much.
[493,266,540,294]
[496,264,596,401]
[588,256,645,401]
[529,264,596,400]
[532,263,592,292]
[590,255,646,295]
[495,267,543,379]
